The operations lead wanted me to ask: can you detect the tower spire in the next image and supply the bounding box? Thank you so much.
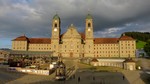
[88,9,91,14]
[56,10,58,15]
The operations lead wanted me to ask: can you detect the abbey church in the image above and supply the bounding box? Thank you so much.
[12,14,136,58]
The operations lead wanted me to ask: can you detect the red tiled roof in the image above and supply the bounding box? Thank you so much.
[13,34,134,44]
[94,38,118,44]
[28,38,51,44]
[12,35,28,41]
[79,33,85,40]
[91,58,98,62]
[119,35,134,40]
[124,58,135,62]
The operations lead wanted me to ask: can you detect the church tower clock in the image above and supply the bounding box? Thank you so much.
[85,14,93,39]
[51,14,60,39]
[84,14,94,57]
[51,14,61,56]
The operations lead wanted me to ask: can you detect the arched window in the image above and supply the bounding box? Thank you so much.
[55,23,57,27]
[88,23,91,27]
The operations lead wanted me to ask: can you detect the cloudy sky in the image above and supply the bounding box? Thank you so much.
[0,0,150,48]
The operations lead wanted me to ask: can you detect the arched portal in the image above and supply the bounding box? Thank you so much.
[70,52,73,57]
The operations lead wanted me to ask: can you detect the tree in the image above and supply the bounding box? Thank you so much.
[124,32,150,42]
[144,39,150,57]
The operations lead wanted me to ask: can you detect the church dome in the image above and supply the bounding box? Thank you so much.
[53,14,60,20]
[86,14,92,19]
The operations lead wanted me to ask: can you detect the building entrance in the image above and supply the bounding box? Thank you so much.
[70,52,73,57]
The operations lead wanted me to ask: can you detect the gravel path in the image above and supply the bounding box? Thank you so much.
[139,58,150,70]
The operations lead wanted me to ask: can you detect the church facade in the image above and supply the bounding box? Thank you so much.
[12,14,136,58]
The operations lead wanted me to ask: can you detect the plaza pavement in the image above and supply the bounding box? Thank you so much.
[0,58,150,84]
[0,68,147,84]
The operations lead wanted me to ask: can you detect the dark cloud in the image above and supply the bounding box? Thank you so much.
[0,0,150,48]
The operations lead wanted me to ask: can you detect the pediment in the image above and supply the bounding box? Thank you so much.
[62,25,81,39]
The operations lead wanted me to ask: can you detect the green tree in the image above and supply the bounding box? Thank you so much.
[124,32,150,42]
[144,39,150,57]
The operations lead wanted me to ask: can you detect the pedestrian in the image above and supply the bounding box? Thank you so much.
[123,75,125,80]
[93,76,95,80]
[78,77,80,82]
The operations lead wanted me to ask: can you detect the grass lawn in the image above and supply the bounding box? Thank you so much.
[136,40,146,49]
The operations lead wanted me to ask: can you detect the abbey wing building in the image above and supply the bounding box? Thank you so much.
[12,14,136,58]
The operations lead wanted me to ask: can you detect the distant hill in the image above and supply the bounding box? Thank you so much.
[0,48,11,50]
[123,32,150,42]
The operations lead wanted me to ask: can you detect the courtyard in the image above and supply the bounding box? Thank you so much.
[0,58,149,84]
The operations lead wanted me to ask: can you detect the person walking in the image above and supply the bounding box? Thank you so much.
[93,76,95,80]
[123,75,125,80]
[78,77,80,82]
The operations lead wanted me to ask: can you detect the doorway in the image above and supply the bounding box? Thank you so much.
[70,52,73,57]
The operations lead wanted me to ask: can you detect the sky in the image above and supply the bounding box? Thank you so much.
[0,0,150,48]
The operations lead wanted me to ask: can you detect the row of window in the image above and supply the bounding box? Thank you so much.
[94,47,118,50]
[13,43,26,45]
[94,55,118,57]
[94,54,134,57]
[59,45,80,48]
[14,42,135,47]
[120,41,134,43]
[14,46,134,50]
[29,44,50,46]
[121,47,135,49]
[13,47,25,50]
[13,46,134,52]
[121,51,135,53]
[62,50,80,52]
[29,48,51,50]
[94,51,118,53]
[94,47,134,50]
[94,51,135,54]
[94,44,134,47]
[121,44,134,46]
[13,47,52,50]
[94,44,118,46]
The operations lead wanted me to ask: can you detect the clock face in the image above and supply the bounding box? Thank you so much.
[88,28,91,31]
[54,28,57,31]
